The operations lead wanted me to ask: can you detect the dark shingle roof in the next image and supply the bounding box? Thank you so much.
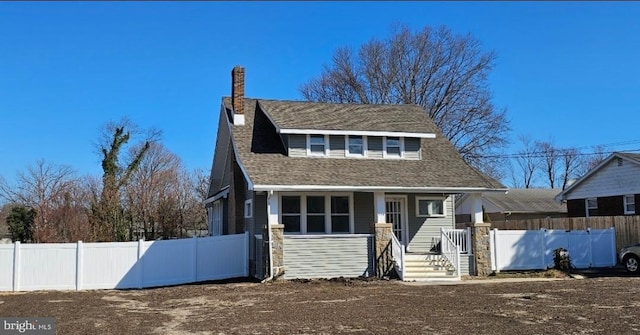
[224,97,504,190]
[258,99,437,134]
[482,189,567,213]
[617,152,640,164]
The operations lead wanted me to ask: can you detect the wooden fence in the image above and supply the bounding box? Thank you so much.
[459,215,640,251]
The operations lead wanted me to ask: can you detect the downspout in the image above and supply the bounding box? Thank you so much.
[261,190,275,283]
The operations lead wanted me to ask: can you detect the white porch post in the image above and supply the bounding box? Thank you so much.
[470,193,484,224]
[374,192,386,223]
[267,191,279,225]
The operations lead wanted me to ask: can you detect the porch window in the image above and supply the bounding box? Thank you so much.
[331,196,350,233]
[586,198,598,217]
[280,193,353,234]
[416,197,445,217]
[624,195,635,214]
[308,135,327,156]
[306,196,326,233]
[384,136,403,158]
[282,196,301,233]
[347,135,365,157]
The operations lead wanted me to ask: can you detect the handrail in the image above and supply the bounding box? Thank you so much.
[441,228,472,254]
[390,233,405,280]
[440,228,461,280]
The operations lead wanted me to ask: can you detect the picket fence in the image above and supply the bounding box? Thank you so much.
[490,228,617,272]
[0,232,249,292]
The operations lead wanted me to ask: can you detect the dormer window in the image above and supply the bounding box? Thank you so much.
[308,135,327,156]
[384,136,403,158]
[347,135,366,157]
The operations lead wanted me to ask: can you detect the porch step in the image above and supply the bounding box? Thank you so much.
[401,254,457,281]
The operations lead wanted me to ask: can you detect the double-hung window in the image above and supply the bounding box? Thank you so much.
[306,196,326,233]
[586,198,598,217]
[331,196,350,232]
[308,135,327,156]
[282,196,302,233]
[384,136,403,158]
[624,195,635,215]
[416,197,445,217]
[347,135,365,157]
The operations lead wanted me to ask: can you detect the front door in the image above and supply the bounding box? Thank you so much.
[385,197,407,248]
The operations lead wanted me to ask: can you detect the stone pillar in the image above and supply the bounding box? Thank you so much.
[373,223,394,278]
[270,224,285,280]
[469,222,492,276]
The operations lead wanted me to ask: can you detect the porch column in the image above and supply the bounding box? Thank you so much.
[374,192,386,223]
[264,191,284,280]
[467,193,492,276]
[372,192,393,277]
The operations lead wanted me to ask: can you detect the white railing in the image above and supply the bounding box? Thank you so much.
[440,231,461,280]
[442,228,472,254]
[390,233,405,280]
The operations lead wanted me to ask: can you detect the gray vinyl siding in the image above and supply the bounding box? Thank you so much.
[354,192,374,234]
[459,255,475,276]
[367,136,383,158]
[283,235,374,279]
[404,137,421,160]
[406,194,455,253]
[288,134,307,157]
[329,135,345,158]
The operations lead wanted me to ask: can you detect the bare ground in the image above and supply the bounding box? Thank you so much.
[1,275,639,334]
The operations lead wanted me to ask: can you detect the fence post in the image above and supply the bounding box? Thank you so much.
[13,241,20,292]
[466,227,472,254]
[541,229,547,269]
[610,227,617,266]
[137,239,144,289]
[76,241,83,291]
[192,236,198,283]
[244,231,250,277]
[491,229,499,273]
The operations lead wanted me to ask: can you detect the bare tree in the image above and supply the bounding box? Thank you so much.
[559,148,583,190]
[513,135,539,189]
[535,140,559,188]
[0,160,88,242]
[92,118,161,241]
[577,145,608,177]
[300,24,510,178]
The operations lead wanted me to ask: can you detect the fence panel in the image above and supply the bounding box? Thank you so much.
[491,228,616,271]
[0,232,249,292]
[484,215,640,251]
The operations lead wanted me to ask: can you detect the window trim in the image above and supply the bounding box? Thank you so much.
[382,136,405,158]
[244,199,253,218]
[624,195,635,215]
[279,192,354,235]
[346,135,367,158]
[585,197,598,217]
[416,196,446,218]
[307,134,328,157]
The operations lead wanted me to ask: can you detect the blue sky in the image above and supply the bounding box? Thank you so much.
[1,2,639,186]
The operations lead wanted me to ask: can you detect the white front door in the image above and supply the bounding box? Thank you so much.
[385,197,407,249]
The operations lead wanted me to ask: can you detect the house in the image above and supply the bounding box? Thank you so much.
[205,66,505,281]
[555,152,640,217]
[456,188,567,224]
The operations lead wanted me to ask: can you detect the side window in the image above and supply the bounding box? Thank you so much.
[416,198,445,217]
[347,135,365,157]
[308,135,327,156]
[586,198,598,217]
[384,137,402,158]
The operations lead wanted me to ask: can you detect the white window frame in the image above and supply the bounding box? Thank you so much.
[307,134,328,157]
[244,199,253,218]
[415,196,446,218]
[279,192,354,234]
[383,136,405,158]
[624,195,635,215]
[346,135,367,158]
[586,198,598,217]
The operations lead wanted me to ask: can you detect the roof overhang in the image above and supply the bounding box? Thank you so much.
[278,128,436,138]
[252,184,507,193]
[204,187,229,205]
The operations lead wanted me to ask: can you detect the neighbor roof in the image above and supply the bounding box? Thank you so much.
[473,188,567,214]
[222,97,505,192]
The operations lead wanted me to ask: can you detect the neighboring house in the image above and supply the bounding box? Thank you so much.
[555,152,640,217]
[205,66,505,281]
[456,188,567,224]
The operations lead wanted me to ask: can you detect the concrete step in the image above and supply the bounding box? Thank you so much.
[401,253,458,281]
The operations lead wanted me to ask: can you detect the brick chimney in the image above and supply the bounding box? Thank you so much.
[231,66,245,125]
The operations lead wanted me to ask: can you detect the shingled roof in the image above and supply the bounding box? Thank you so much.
[471,188,567,214]
[217,96,504,193]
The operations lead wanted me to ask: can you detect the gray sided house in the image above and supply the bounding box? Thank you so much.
[556,152,640,217]
[206,66,505,281]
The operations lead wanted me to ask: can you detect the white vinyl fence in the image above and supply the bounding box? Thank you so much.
[0,232,249,292]
[490,228,617,272]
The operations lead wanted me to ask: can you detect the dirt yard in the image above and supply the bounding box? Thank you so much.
[0,275,638,334]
